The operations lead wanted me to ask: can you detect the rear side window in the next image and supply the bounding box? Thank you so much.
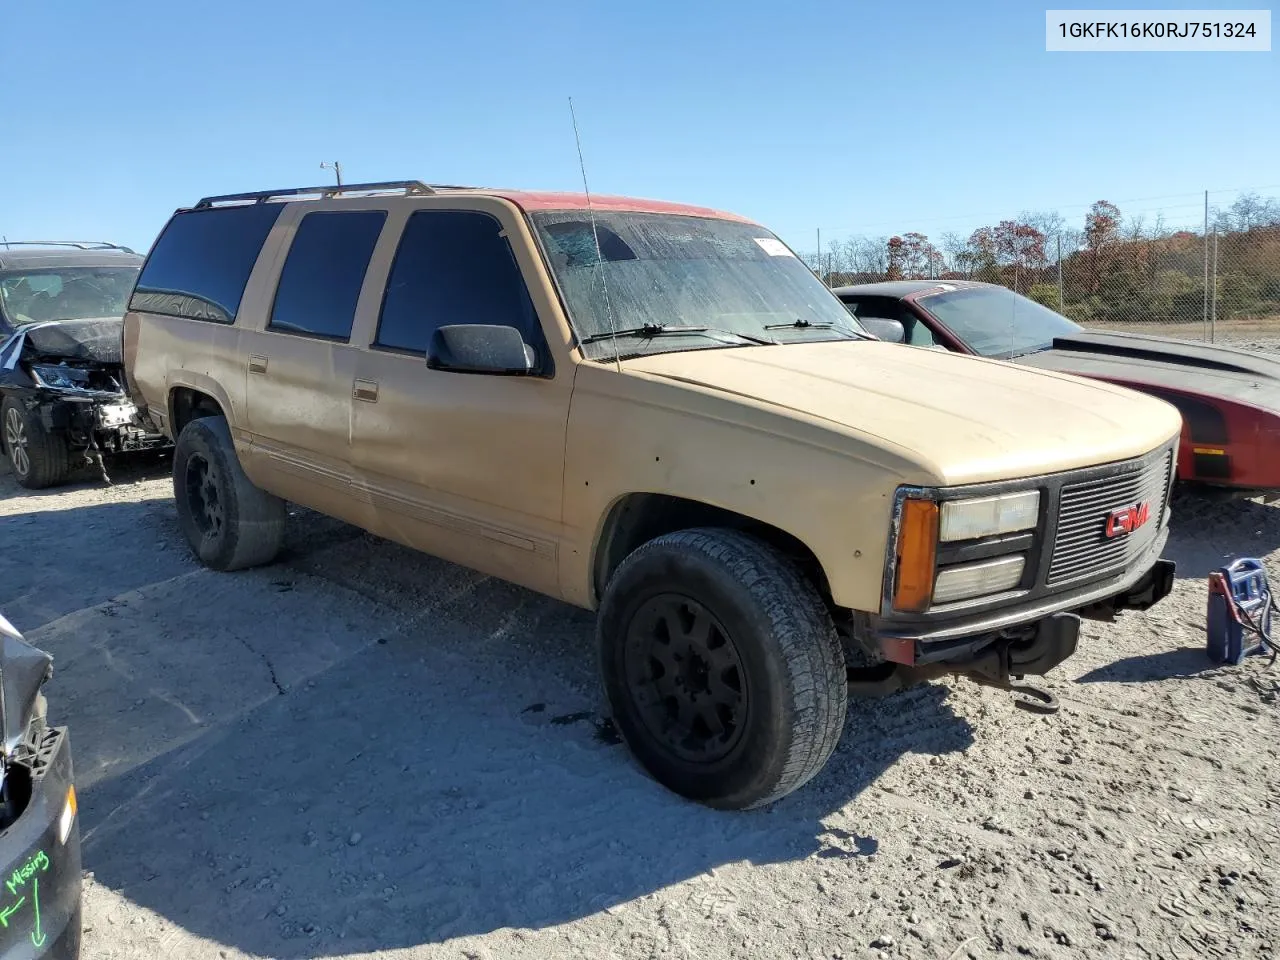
[268,210,387,341]
[375,210,542,356]
[130,203,283,323]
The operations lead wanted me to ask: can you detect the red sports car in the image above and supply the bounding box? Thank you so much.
[834,280,1280,498]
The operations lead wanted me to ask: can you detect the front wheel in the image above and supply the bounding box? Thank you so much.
[2,397,70,489]
[172,415,286,571]
[598,528,848,809]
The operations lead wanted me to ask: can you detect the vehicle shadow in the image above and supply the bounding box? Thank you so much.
[1164,489,1280,578]
[0,491,977,958]
[79,646,971,957]
[0,469,182,629]
[1076,646,1216,684]
[0,449,171,502]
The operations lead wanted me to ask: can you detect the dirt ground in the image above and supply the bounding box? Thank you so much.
[1086,318,1280,340]
[3,337,1280,960]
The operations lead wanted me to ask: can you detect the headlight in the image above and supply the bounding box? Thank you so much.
[933,555,1026,605]
[892,488,1040,613]
[29,363,91,390]
[939,491,1040,542]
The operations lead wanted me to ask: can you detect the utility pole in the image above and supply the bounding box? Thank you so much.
[321,161,343,187]
[1211,228,1219,342]
[1056,234,1064,311]
[1202,189,1209,340]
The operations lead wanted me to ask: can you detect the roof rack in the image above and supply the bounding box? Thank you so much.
[192,180,473,209]
[0,240,137,254]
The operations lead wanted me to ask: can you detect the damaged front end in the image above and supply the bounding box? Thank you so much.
[0,319,169,486]
[0,613,81,959]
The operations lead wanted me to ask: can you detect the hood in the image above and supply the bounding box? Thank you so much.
[623,341,1183,486]
[1019,330,1280,411]
[0,613,53,760]
[0,317,124,366]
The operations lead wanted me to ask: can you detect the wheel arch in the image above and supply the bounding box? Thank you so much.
[168,383,231,438]
[591,492,834,608]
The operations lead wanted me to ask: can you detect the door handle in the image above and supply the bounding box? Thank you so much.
[353,379,379,403]
[248,355,268,375]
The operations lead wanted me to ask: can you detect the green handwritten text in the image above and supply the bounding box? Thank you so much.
[5,850,48,898]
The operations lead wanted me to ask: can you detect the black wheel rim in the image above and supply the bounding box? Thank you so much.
[183,453,225,538]
[622,593,749,764]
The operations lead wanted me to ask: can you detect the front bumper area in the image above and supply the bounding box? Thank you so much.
[872,525,1171,648]
[31,393,169,456]
[845,557,1175,697]
[0,728,81,960]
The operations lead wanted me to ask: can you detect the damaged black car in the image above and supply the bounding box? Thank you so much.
[0,243,170,489]
[0,611,81,959]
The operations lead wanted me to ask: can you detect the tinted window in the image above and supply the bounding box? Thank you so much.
[906,316,937,347]
[268,211,386,340]
[376,211,541,356]
[130,203,283,323]
[917,286,1079,358]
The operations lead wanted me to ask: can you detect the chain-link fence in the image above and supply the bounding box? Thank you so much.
[804,191,1280,342]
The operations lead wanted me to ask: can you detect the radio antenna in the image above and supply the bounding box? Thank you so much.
[568,97,622,373]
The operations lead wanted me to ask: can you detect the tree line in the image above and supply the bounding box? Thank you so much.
[808,193,1280,326]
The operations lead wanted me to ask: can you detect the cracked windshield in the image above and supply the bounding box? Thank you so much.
[532,211,866,358]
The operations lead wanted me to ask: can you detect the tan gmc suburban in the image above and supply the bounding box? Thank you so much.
[123,180,1182,809]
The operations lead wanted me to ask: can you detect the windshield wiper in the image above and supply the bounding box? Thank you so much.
[764,318,833,330]
[763,318,866,339]
[579,323,775,346]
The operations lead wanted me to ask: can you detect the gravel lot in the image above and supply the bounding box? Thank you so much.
[2,336,1279,960]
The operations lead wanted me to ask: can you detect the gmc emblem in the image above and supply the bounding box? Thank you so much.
[1105,502,1151,538]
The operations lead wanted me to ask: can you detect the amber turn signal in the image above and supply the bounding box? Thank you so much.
[893,497,938,612]
[58,785,77,846]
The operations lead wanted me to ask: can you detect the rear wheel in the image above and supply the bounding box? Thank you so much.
[173,415,286,570]
[598,528,848,809]
[2,397,70,489]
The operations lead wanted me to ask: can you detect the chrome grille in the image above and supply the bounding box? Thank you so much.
[1047,448,1174,586]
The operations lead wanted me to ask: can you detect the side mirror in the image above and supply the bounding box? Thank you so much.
[859,317,906,344]
[427,324,535,375]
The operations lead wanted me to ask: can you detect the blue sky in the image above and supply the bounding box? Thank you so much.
[4,0,1276,255]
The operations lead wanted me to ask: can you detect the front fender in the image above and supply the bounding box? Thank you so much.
[560,365,928,612]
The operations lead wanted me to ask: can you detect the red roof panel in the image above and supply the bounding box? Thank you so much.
[481,190,756,223]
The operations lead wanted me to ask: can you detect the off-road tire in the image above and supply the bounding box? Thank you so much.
[598,528,848,810]
[173,415,285,571]
[2,397,71,490]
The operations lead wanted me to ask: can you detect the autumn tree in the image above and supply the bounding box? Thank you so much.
[1083,201,1121,294]
[1019,210,1080,269]
[953,226,997,280]
[1085,200,1121,247]
[1019,210,1067,241]
[885,236,904,280]
[887,232,945,279]
[993,220,1048,290]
